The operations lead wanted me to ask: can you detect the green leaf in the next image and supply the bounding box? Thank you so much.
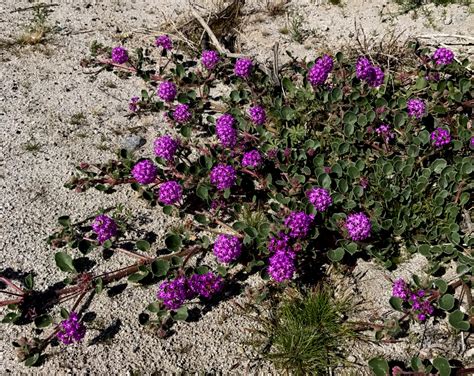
[151,259,170,277]
[411,356,423,371]
[433,279,448,294]
[194,214,209,225]
[24,353,40,367]
[136,240,151,252]
[165,234,182,252]
[432,159,447,174]
[439,294,454,311]
[331,87,342,101]
[128,271,149,283]
[459,78,470,94]
[415,77,427,89]
[24,274,34,290]
[448,310,470,331]
[368,357,389,376]
[34,314,52,328]
[327,248,344,262]
[343,111,357,125]
[394,113,406,128]
[389,297,403,311]
[58,215,71,227]
[94,277,103,294]
[54,252,76,273]
[172,306,188,321]
[344,123,354,136]
[180,126,192,138]
[60,308,69,319]
[433,357,451,376]
[147,302,161,313]
[196,185,209,200]
[2,312,20,324]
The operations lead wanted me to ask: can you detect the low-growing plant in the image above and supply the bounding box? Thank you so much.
[1,31,472,370]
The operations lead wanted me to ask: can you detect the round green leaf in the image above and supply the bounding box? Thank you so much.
[172,306,188,321]
[54,252,76,273]
[439,294,454,311]
[368,357,389,376]
[165,234,182,252]
[34,314,52,328]
[343,111,357,125]
[151,259,170,277]
[136,240,151,252]
[433,357,451,376]
[327,248,344,262]
[389,297,403,312]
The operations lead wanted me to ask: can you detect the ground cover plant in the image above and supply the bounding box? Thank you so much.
[1,31,473,373]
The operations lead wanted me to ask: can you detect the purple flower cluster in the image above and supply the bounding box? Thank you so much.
[132,159,158,184]
[57,312,86,345]
[345,212,371,241]
[201,50,220,70]
[158,181,182,205]
[268,249,296,282]
[154,135,178,161]
[407,98,426,119]
[92,214,118,243]
[173,104,192,123]
[157,272,223,310]
[306,187,332,212]
[307,54,333,86]
[248,105,266,126]
[242,150,263,168]
[157,276,190,310]
[155,35,172,50]
[189,272,224,298]
[213,234,242,263]
[391,278,434,321]
[284,211,314,239]
[268,232,292,254]
[430,128,451,148]
[157,81,177,102]
[129,96,139,112]
[355,57,384,87]
[470,137,474,148]
[215,114,237,148]
[210,164,236,190]
[111,46,128,64]
[234,58,253,78]
[432,47,454,65]
[375,124,395,142]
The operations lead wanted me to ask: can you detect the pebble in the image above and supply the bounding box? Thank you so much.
[121,135,145,151]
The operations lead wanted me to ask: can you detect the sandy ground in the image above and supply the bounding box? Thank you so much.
[0,0,472,374]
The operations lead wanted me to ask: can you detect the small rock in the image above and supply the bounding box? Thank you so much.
[121,135,145,151]
[444,16,452,25]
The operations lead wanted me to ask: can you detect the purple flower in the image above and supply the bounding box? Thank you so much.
[155,35,172,50]
[248,106,266,126]
[201,50,220,70]
[129,96,139,112]
[376,124,395,142]
[319,54,334,72]
[92,214,118,244]
[366,66,385,87]
[307,187,332,212]
[189,272,224,298]
[57,312,86,345]
[173,104,192,124]
[157,277,190,310]
[267,148,278,160]
[284,211,314,239]
[356,57,372,80]
[268,232,292,254]
[215,114,237,148]
[345,212,371,241]
[111,46,128,64]
[131,159,158,184]
[470,136,474,148]
[210,164,237,190]
[213,234,242,263]
[242,150,263,168]
[392,278,410,300]
[308,62,329,86]
[407,98,426,119]
[432,47,454,65]
[430,127,451,148]
[234,58,253,78]
[158,181,182,205]
[268,250,296,282]
[154,135,178,161]
[157,81,177,102]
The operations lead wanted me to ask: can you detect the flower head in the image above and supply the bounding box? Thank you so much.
[154,135,178,161]
[432,47,454,65]
[111,46,128,64]
[57,312,86,345]
[268,250,296,282]
[268,232,292,254]
[284,211,314,239]
[242,150,263,168]
[319,54,334,72]
[155,35,172,50]
[376,124,395,142]
[407,98,426,119]
[366,66,384,87]
[248,105,266,126]
[216,114,237,148]
[430,127,451,148]
[131,159,158,184]
[307,187,332,212]
[157,81,177,102]
[356,57,372,80]
[158,181,182,205]
[345,212,371,241]
[210,164,236,190]
[189,272,224,298]
[308,62,329,86]
[234,58,253,78]
[157,277,190,310]
[173,104,192,124]
[92,214,118,244]
[392,278,410,300]
[213,234,242,263]
[129,96,139,112]
[201,50,220,70]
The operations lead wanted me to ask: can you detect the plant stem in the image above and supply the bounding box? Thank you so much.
[0,277,24,294]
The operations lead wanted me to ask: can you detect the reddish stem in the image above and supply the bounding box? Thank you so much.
[0,277,24,294]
